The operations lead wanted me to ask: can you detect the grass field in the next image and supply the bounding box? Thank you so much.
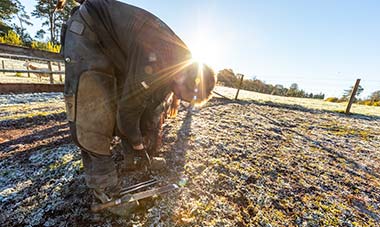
[215,86,380,117]
[1,93,379,226]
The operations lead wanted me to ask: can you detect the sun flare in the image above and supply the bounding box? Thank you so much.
[189,40,219,70]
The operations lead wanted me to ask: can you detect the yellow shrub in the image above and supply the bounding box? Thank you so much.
[364,100,373,106]
[357,100,380,106]
[0,30,23,46]
[31,41,61,53]
[325,97,338,102]
[357,100,369,105]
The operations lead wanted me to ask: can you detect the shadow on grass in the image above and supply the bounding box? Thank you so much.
[0,124,69,150]
[0,112,67,130]
[170,107,193,173]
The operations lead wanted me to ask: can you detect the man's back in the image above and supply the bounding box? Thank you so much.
[83,0,191,78]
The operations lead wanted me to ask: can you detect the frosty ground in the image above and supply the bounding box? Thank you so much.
[0,91,380,226]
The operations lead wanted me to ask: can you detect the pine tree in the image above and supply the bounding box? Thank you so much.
[12,0,33,45]
[0,0,18,35]
[370,90,380,102]
[342,85,364,101]
[0,0,18,21]
[32,0,76,43]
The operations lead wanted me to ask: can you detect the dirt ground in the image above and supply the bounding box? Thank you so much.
[1,94,380,226]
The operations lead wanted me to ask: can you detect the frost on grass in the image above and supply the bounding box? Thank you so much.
[144,98,380,226]
[1,96,380,226]
[0,93,65,121]
[0,92,63,106]
[0,144,85,226]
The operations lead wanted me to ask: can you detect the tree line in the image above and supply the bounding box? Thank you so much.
[217,68,325,99]
[0,0,76,52]
[217,69,380,106]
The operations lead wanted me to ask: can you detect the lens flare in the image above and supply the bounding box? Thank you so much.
[189,39,219,71]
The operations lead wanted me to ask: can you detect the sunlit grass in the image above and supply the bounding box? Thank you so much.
[0,101,65,121]
[215,86,380,117]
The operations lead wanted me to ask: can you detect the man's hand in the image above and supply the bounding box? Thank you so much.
[132,143,151,166]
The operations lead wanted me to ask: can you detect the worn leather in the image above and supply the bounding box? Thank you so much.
[76,71,117,155]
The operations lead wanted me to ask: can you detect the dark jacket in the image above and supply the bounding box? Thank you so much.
[81,0,191,145]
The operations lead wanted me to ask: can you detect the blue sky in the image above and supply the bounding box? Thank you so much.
[18,0,380,98]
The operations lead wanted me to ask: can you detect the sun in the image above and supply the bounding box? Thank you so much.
[191,43,210,63]
[188,39,219,70]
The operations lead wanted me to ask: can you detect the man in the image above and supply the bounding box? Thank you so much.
[57,0,216,215]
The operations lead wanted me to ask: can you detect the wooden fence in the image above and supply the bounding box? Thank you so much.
[0,43,65,93]
[0,53,65,84]
[0,43,61,60]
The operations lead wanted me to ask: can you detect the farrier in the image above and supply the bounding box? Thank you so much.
[58,0,216,215]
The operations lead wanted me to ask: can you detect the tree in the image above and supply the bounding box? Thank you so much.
[0,0,18,35]
[35,29,46,40]
[217,69,325,99]
[217,69,239,88]
[4,0,32,46]
[0,0,18,22]
[289,83,299,91]
[341,85,364,101]
[0,1,33,45]
[32,0,76,43]
[313,93,325,99]
[12,0,33,45]
[370,90,380,102]
[273,84,288,96]
[32,0,59,43]
[286,83,299,97]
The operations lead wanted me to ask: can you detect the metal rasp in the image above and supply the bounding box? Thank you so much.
[91,183,179,212]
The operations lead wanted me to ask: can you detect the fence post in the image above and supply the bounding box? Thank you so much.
[58,62,63,82]
[345,79,361,114]
[1,60,4,75]
[48,61,54,84]
[25,63,30,78]
[235,74,244,100]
